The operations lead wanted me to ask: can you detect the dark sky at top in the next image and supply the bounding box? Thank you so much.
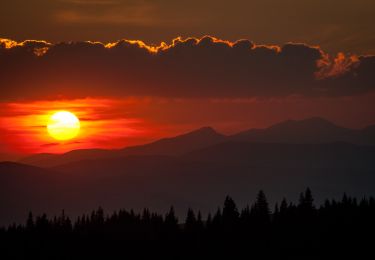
[1,0,375,54]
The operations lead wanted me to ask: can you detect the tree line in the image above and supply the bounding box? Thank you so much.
[1,189,374,259]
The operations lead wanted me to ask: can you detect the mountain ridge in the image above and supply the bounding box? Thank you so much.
[17,117,375,168]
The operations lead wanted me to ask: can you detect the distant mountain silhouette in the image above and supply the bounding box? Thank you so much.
[19,149,115,168]
[0,161,52,175]
[19,127,226,167]
[231,117,374,144]
[18,118,375,168]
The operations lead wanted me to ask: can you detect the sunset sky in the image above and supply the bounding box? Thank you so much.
[0,0,374,159]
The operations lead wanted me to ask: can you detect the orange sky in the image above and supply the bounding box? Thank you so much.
[1,93,374,158]
[0,98,156,155]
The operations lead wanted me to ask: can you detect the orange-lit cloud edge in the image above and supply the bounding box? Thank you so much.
[0,35,366,79]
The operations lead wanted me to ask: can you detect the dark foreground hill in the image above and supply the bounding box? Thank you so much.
[1,141,375,226]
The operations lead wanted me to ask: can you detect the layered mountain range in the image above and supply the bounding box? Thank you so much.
[1,117,374,225]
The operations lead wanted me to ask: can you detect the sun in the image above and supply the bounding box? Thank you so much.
[47,111,80,141]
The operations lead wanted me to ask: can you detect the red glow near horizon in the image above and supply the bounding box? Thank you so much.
[0,98,156,155]
[0,93,374,159]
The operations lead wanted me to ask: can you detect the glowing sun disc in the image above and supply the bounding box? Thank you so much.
[47,111,80,141]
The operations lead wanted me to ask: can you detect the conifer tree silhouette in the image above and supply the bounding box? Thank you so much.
[222,196,239,229]
[26,211,34,231]
[252,190,270,224]
[196,211,204,231]
[164,206,178,238]
[165,207,178,226]
[185,208,197,233]
[2,190,375,259]
[299,188,315,211]
[212,208,222,228]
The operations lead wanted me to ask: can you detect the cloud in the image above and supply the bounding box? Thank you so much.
[55,0,163,26]
[62,0,120,5]
[0,36,374,101]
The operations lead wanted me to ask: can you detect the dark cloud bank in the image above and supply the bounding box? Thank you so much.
[0,36,374,100]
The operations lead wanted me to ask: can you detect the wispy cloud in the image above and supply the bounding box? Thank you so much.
[61,0,120,5]
[56,0,160,26]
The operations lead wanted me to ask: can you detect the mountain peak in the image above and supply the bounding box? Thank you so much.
[162,126,225,142]
[121,126,226,157]
[187,126,222,136]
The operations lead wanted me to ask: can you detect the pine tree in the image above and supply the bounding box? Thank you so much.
[165,207,178,226]
[222,196,239,226]
[252,190,270,224]
[212,208,222,229]
[299,188,315,211]
[142,208,150,221]
[206,213,212,229]
[196,211,203,229]
[185,208,197,231]
[298,188,316,223]
[26,211,34,231]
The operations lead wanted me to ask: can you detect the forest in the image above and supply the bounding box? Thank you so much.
[1,189,374,259]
